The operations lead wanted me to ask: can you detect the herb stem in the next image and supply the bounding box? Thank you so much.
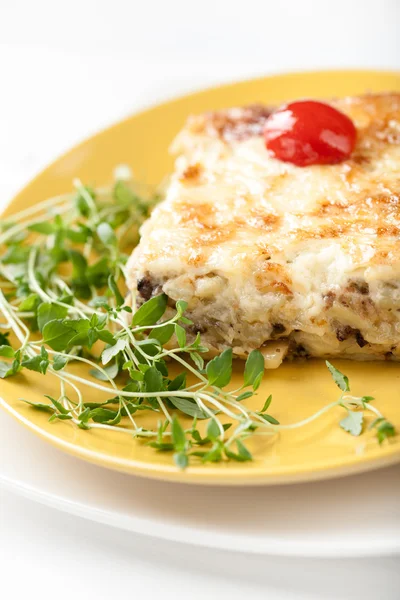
[157,397,173,423]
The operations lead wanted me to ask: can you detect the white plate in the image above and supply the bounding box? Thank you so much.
[0,409,399,558]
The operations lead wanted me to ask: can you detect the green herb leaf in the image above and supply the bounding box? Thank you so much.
[369,417,396,444]
[236,391,253,402]
[206,348,233,388]
[1,245,30,264]
[75,186,95,216]
[168,396,208,419]
[28,222,57,235]
[190,450,207,457]
[97,330,116,345]
[260,395,272,413]
[376,422,396,444]
[22,400,55,413]
[326,361,350,392]
[179,316,193,325]
[0,362,14,378]
[0,345,14,358]
[148,442,175,451]
[190,352,204,371]
[19,293,41,312]
[69,249,88,279]
[174,451,188,469]
[167,372,187,391]
[37,303,68,332]
[252,372,264,392]
[121,401,140,416]
[236,439,252,460]
[340,410,363,436]
[49,413,73,421]
[44,395,70,415]
[91,296,110,310]
[156,419,169,443]
[67,319,92,347]
[143,366,163,393]
[206,419,220,441]
[89,362,119,381]
[22,346,49,374]
[42,320,75,352]
[0,353,20,378]
[91,313,107,329]
[258,413,280,425]
[127,370,144,382]
[78,407,91,423]
[131,294,168,327]
[0,332,10,346]
[97,222,117,246]
[243,349,264,388]
[113,181,147,213]
[361,396,375,404]
[202,442,223,463]
[225,440,252,462]
[191,430,208,445]
[53,354,69,371]
[87,257,109,288]
[90,408,119,423]
[83,399,117,410]
[108,275,124,307]
[150,323,174,345]
[175,324,186,348]
[155,359,168,377]
[171,416,186,452]
[101,339,127,365]
[65,225,92,243]
[176,300,188,316]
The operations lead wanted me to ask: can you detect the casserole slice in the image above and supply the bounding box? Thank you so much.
[127,94,400,368]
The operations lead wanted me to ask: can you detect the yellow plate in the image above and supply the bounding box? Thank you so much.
[2,70,400,485]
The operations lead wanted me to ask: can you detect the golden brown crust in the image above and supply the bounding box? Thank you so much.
[179,162,203,183]
[185,104,272,141]
[168,94,400,265]
[134,93,400,268]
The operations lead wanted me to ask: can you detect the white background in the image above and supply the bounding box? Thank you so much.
[1,1,400,598]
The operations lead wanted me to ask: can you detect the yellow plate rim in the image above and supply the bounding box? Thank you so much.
[2,395,400,485]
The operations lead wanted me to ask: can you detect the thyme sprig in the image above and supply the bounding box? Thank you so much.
[0,176,395,468]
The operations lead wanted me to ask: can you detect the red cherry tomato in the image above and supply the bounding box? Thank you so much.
[263,100,357,167]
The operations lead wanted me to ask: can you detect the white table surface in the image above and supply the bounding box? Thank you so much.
[1,1,400,598]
